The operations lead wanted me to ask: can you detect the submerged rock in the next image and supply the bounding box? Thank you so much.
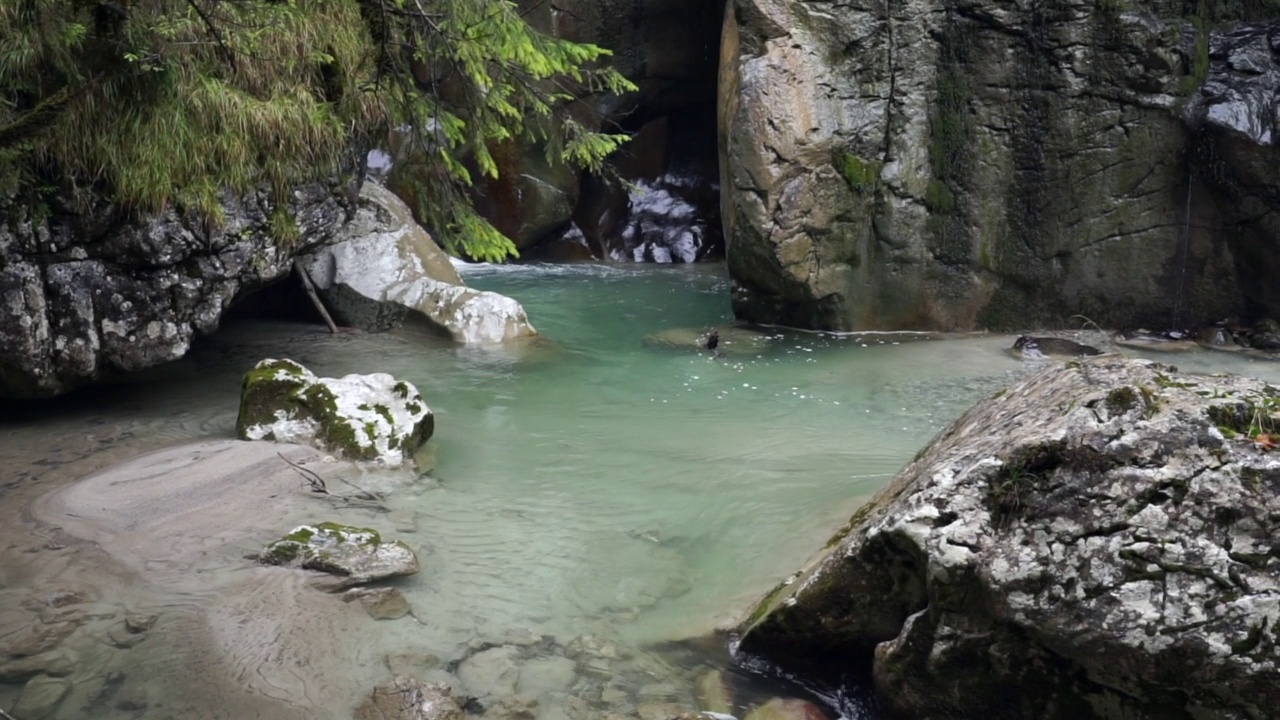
[743,699,828,720]
[235,358,433,467]
[259,522,420,590]
[343,587,412,620]
[12,674,71,719]
[300,183,537,344]
[739,358,1279,719]
[355,677,463,720]
[643,326,780,357]
[1009,335,1104,360]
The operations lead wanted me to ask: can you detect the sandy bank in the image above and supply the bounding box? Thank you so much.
[2,440,417,720]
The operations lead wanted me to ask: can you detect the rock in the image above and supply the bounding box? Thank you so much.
[259,522,420,590]
[1249,318,1280,351]
[1111,329,1201,353]
[642,326,780,357]
[343,587,412,620]
[1184,26,1280,327]
[0,650,77,683]
[0,622,77,659]
[693,670,732,714]
[456,646,521,704]
[106,624,147,649]
[385,653,443,678]
[235,358,433,467]
[0,179,353,399]
[299,183,537,344]
[355,677,464,720]
[12,674,71,719]
[720,0,1257,332]
[515,656,577,697]
[124,613,157,634]
[86,670,127,706]
[739,358,1280,719]
[1009,336,1104,360]
[480,694,538,720]
[742,699,827,720]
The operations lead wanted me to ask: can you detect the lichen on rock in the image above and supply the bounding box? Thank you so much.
[259,522,420,590]
[738,357,1280,719]
[235,358,433,467]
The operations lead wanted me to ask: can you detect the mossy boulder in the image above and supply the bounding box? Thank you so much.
[259,522,420,590]
[235,358,433,467]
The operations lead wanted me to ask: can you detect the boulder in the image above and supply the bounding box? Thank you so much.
[355,677,464,720]
[299,182,537,343]
[1010,335,1105,360]
[719,0,1268,332]
[0,180,352,398]
[739,358,1279,719]
[259,522,420,590]
[235,358,433,467]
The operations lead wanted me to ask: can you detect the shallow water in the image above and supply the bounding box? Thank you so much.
[3,262,1280,719]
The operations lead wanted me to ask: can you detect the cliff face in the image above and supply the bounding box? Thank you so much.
[0,184,352,398]
[720,0,1280,331]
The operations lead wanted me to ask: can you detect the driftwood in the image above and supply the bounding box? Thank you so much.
[292,258,339,334]
[278,453,389,511]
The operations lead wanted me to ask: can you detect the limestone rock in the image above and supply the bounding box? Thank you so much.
[355,677,464,720]
[456,646,521,704]
[739,358,1280,719]
[343,587,412,620]
[259,522,420,590]
[0,180,352,399]
[299,183,537,344]
[13,674,71,719]
[719,0,1264,332]
[1184,26,1280,326]
[235,358,433,467]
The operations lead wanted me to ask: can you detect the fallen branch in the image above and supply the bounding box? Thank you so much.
[278,453,388,511]
[292,258,339,334]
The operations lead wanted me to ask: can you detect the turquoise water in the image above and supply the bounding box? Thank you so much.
[4,262,1280,719]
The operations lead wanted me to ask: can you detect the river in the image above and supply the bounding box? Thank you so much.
[2,262,1277,720]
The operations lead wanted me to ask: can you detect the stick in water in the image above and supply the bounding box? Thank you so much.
[292,258,339,334]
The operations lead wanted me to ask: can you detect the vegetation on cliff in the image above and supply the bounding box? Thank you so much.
[0,0,633,260]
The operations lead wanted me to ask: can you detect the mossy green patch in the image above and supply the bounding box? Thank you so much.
[301,383,379,461]
[235,358,313,439]
[1106,386,1138,415]
[833,150,881,194]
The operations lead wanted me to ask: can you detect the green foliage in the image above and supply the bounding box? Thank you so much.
[1183,3,1212,92]
[0,0,636,260]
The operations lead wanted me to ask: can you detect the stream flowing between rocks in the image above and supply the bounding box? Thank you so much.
[3,263,1279,720]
